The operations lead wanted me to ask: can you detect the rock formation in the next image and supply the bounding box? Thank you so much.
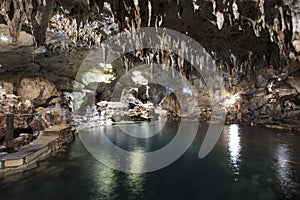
[0,0,299,130]
[0,78,71,153]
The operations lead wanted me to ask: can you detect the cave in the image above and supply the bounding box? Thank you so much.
[0,0,300,199]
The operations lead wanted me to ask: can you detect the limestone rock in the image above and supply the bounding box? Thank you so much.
[18,31,34,46]
[0,81,13,94]
[274,83,298,100]
[0,126,5,142]
[284,63,300,75]
[35,107,66,126]
[137,84,167,104]
[255,74,269,88]
[277,88,298,99]
[0,87,34,129]
[29,114,48,131]
[160,93,180,116]
[0,24,34,46]
[17,78,59,107]
[249,94,272,111]
[287,77,300,94]
[293,39,300,53]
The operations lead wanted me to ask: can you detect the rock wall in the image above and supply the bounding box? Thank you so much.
[0,78,72,153]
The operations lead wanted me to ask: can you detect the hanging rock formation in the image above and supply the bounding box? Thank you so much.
[0,0,299,129]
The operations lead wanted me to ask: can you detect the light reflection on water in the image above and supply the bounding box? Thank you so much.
[273,141,297,199]
[1,122,300,200]
[94,164,118,199]
[227,124,241,180]
[126,147,147,198]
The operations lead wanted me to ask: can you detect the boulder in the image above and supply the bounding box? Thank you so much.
[111,112,122,122]
[29,114,48,131]
[293,39,300,53]
[137,85,149,103]
[0,81,14,94]
[17,78,59,107]
[0,24,34,46]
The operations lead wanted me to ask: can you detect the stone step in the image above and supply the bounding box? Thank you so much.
[0,136,59,169]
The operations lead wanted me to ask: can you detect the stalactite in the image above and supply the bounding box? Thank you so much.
[170,52,175,78]
[232,0,239,20]
[258,0,265,29]
[177,41,185,77]
[216,11,224,30]
[155,15,163,28]
[2,0,27,43]
[147,0,151,27]
[124,56,129,74]
[162,51,170,70]
[24,0,33,21]
[133,0,141,28]
[0,0,297,70]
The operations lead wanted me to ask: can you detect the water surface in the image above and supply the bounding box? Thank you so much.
[0,122,299,200]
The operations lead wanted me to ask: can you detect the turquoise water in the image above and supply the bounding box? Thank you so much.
[0,122,299,200]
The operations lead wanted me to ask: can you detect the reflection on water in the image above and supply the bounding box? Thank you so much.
[128,147,146,173]
[1,123,300,200]
[273,141,297,199]
[119,121,164,138]
[94,164,118,199]
[227,124,241,180]
[126,147,147,198]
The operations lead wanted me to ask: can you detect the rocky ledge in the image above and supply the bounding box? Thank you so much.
[0,77,75,174]
[0,125,75,176]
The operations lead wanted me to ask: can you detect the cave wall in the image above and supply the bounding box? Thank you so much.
[0,0,300,128]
